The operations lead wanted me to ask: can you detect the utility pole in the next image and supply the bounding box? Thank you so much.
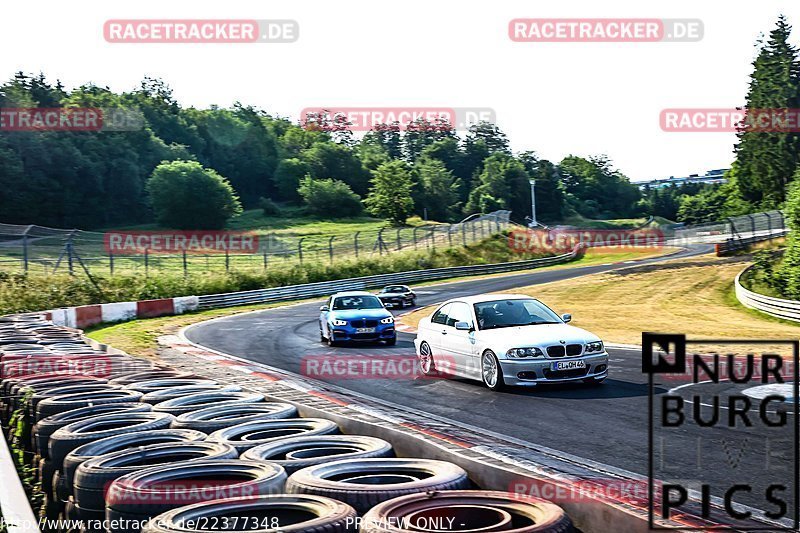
[528,179,537,228]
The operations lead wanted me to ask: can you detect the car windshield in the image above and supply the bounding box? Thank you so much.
[473,299,562,330]
[332,295,384,310]
[383,286,405,292]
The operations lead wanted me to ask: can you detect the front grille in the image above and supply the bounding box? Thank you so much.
[543,367,590,379]
[350,319,378,328]
[566,344,582,356]
[547,345,566,357]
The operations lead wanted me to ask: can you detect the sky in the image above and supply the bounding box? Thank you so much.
[2,0,799,182]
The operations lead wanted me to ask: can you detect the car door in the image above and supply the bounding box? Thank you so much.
[441,302,477,375]
[427,303,452,357]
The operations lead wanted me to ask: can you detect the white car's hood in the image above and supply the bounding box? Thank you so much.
[477,323,600,350]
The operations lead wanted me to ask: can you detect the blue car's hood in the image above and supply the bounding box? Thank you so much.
[329,308,391,320]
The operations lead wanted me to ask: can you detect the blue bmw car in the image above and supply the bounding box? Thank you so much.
[319,291,396,346]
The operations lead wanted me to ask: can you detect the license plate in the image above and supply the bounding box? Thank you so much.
[356,327,376,334]
[552,360,586,371]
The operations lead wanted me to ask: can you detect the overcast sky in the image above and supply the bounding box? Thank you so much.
[3,0,800,181]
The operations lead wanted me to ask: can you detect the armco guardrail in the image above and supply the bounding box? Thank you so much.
[735,266,800,322]
[196,247,582,309]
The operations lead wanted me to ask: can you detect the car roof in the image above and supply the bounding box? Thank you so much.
[439,293,535,305]
[331,291,375,298]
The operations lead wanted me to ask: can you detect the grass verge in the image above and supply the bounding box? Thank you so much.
[399,253,800,346]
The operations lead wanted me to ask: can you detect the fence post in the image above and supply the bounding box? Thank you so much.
[471,220,477,242]
[377,228,386,256]
[144,248,149,277]
[66,231,76,276]
[396,228,402,251]
[225,250,230,271]
[430,227,436,250]
[495,214,501,232]
[413,227,419,249]
[764,212,772,235]
[776,211,785,231]
[462,223,467,246]
[747,214,756,237]
[109,250,114,275]
[448,225,453,247]
[263,253,268,270]
[22,225,31,273]
[298,237,305,264]
[328,236,336,263]
[182,251,188,276]
[354,231,360,258]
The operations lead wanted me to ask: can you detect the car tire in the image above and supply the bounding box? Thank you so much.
[241,435,394,474]
[140,495,357,533]
[170,402,298,433]
[286,458,471,514]
[417,342,435,376]
[74,441,238,511]
[49,412,176,471]
[36,389,145,422]
[106,460,287,524]
[207,418,339,453]
[481,351,505,391]
[151,391,264,416]
[327,336,339,348]
[361,490,573,533]
[63,428,207,488]
[385,336,397,346]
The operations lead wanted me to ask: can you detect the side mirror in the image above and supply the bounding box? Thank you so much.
[561,313,572,323]
[320,305,329,312]
[455,321,473,331]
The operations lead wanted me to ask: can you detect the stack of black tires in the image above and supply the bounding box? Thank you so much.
[1,314,572,533]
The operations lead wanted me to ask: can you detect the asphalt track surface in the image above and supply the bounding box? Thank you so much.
[186,245,796,524]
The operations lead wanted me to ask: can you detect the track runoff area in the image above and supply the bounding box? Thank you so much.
[185,243,797,530]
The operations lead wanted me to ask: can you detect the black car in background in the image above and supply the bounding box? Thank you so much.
[376,285,417,308]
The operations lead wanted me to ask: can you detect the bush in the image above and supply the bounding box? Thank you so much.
[258,197,282,216]
[298,176,362,217]
[147,160,242,229]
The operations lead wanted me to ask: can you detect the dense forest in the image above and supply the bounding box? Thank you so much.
[5,15,799,234]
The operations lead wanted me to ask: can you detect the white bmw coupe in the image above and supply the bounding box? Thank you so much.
[414,294,608,390]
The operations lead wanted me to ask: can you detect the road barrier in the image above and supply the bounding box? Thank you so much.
[195,246,583,310]
[735,266,800,322]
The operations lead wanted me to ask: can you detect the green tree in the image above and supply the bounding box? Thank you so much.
[520,153,566,223]
[146,160,242,229]
[297,176,362,217]
[365,160,415,225]
[273,158,311,202]
[300,142,372,196]
[777,175,800,297]
[413,157,462,221]
[465,153,517,214]
[734,15,800,208]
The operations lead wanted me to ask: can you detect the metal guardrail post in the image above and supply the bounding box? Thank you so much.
[328,236,336,263]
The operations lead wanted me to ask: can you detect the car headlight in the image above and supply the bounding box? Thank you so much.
[506,347,543,358]
[585,341,604,353]
[380,317,394,324]
[332,320,347,326]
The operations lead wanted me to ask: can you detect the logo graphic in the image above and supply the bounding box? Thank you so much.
[644,334,799,530]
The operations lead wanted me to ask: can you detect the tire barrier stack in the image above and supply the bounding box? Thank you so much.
[1,313,574,533]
